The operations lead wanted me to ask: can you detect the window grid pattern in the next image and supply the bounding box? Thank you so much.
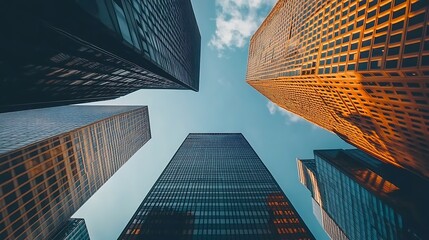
[247,0,429,179]
[120,133,314,240]
[0,106,150,239]
[297,149,429,240]
[0,0,200,112]
[50,218,90,240]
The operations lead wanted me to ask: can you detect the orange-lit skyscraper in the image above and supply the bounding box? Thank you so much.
[0,106,150,239]
[246,0,429,178]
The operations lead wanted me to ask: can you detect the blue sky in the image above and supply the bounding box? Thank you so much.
[74,1,351,239]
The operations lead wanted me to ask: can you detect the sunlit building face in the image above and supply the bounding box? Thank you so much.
[246,0,429,178]
[0,106,150,239]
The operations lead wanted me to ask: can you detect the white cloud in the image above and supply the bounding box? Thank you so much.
[266,101,303,124]
[209,0,276,55]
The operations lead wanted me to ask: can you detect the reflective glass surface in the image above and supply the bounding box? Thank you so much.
[120,133,314,240]
[298,149,429,240]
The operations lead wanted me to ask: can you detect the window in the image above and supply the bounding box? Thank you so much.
[17,174,28,185]
[390,34,402,43]
[2,181,14,194]
[379,3,391,13]
[392,21,404,31]
[371,61,381,69]
[402,57,418,67]
[343,36,350,43]
[409,13,426,26]
[422,56,429,66]
[374,35,386,44]
[388,47,400,56]
[404,43,420,54]
[356,20,364,28]
[365,21,375,29]
[408,83,420,88]
[113,1,133,44]
[394,0,405,6]
[386,59,398,68]
[407,28,423,40]
[22,192,33,202]
[347,64,356,70]
[367,10,376,19]
[362,39,371,47]
[360,50,370,58]
[372,47,384,57]
[378,15,389,24]
[358,62,368,70]
[411,1,426,12]
[335,47,341,54]
[424,41,429,51]
[20,183,31,194]
[393,8,405,19]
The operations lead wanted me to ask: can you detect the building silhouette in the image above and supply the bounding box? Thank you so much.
[246,0,429,178]
[50,218,90,240]
[0,105,150,239]
[119,133,314,240]
[297,149,429,240]
[0,0,200,112]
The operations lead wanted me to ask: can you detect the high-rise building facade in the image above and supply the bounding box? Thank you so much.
[297,149,429,240]
[0,105,150,239]
[120,133,314,240]
[50,218,90,240]
[0,0,200,112]
[246,0,429,178]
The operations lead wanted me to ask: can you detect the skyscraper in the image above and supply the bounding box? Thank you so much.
[246,0,429,178]
[0,0,200,112]
[0,105,150,239]
[50,218,90,240]
[120,133,314,240]
[297,149,429,240]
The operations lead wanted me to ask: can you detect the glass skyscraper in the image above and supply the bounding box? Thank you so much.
[50,218,90,240]
[0,105,150,239]
[0,0,200,112]
[246,0,429,179]
[297,149,429,240]
[120,133,314,240]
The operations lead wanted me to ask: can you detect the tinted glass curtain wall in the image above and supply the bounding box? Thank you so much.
[0,105,151,239]
[297,149,429,240]
[0,0,200,112]
[120,133,314,240]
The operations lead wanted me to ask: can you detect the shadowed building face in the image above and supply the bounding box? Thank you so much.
[297,149,429,240]
[119,133,314,240]
[0,0,200,112]
[50,218,90,240]
[0,106,150,239]
[246,0,429,179]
